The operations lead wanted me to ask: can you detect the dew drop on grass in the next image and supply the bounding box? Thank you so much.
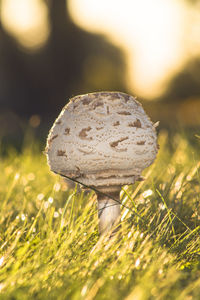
[37,193,44,201]
[120,190,124,197]
[81,285,87,296]
[54,212,59,218]
[138,196,145,204]
[122,195,128,203]
[159,203,165,211]
[94,260,99,267]
[158,269,163,275]
[140,232,144,238]
[44,201,49,209]
[129,241,134,249]
[0,256,4,266]
[186,174,192,181]
[135,258,140,268]
[54,183,61,192]
[134,231,139,239]
[48,197,54,204]
[0,283,5,292]
[121,208,129,221]
[128,231,132,238]
[163,257,169,265]
[142,189,153,198]
[15,173,20,180]
[120,185,128,197]
[21,214,26,221]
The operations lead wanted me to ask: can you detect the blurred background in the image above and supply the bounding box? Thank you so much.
[0,0,200,146]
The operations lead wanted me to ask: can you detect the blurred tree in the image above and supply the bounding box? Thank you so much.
[0,0,126,121]
[162,58,200,102]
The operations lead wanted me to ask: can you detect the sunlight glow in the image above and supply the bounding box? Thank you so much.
[68,0,187,98]
[1,0,50,49]
[185,5,200,57]
[1,0,199,98]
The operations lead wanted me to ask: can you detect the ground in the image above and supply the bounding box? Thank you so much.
[0,130,200,300]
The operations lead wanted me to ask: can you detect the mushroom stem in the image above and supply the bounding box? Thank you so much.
[97,186,121,235]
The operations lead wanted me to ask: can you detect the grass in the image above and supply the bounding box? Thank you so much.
[0,130,200,299]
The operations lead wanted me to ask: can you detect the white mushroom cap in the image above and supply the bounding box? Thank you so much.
[46,92,158,187]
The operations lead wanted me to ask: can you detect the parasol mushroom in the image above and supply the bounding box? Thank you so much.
[46,92,158,235]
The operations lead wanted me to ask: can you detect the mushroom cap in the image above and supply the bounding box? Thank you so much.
[46,92,158,187]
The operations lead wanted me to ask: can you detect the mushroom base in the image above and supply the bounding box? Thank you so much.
[97,186,121,236]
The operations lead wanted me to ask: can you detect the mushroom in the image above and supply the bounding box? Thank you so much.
[46,92,158,235]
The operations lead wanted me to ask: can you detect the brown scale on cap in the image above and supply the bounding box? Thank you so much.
[123,93,130,102]
[50,134,58,141]
[64,128,70,135]
[55,120,61,125]
[128,119,142,128]
[57,150,67,157]
[110,137,129,150]
[92,101,104,109]
[79,127,92,140]
[96,127,104,130]
[109,92,120,100]
[82,97,91,105]
[47,134,58,148]
[118,111,132,115]
[137,141,145,145]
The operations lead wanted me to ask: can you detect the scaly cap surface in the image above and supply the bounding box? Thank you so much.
[46,92,158,187]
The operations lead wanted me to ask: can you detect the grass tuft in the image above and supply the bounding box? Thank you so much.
[0,130,200,299]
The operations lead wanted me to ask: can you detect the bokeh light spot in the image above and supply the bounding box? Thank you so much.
[1,0,50,50]
[29,115,41,128]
